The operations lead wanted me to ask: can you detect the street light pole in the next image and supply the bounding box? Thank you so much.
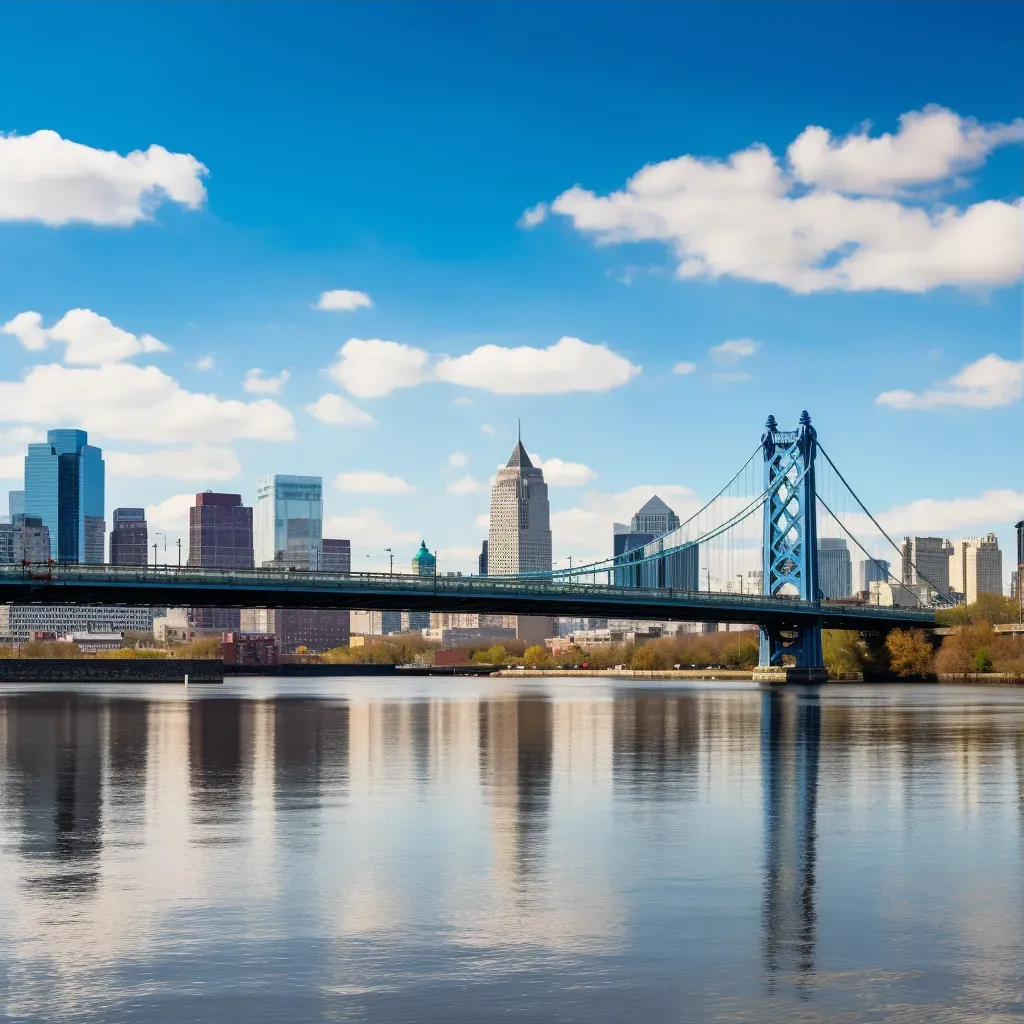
[385,548,393,575]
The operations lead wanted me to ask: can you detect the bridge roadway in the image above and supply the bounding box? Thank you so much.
[0,564,936,632]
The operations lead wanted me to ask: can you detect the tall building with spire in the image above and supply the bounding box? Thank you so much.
[488,435,552,576]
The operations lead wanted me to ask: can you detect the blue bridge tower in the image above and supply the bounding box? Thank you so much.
[756,411,827,683]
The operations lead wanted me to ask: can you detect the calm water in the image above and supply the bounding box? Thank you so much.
[0,678,1022,1023]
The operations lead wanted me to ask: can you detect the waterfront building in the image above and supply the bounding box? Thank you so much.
[422,625,517,648]
[109,507,148,566]
[488,434,554,642]
[901,536,953,594]
[254,475,323,568]
[240,608,349,654]
[817,538,852,599]
[321,538,351,573]
[153,608,191,644]
[24,429,105,563]
[222,632,277,666]
[858,558,891,593]
[350,609,403,636]
[0,603,153,642]
[949,534,1003,605]
[188,492,254,633]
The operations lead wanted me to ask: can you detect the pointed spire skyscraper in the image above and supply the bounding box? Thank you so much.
[488,429,551,576]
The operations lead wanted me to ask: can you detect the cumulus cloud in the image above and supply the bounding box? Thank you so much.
[788,106,1024,195]
[2,308,168,365]
[480,424,497,437]
[548,106,1024,294]
[517,202,549,228]
[672,361,697,375]
[193,355,215,371]
[146,493,195,535]
[305,394,376,426]
[243,367,289,395]
[451,395,475,407]
[436,336,640,394]
[107,444,241,481]
[316,289,373,312]
[0,426,43,479]
[709,338,759,365]
[878,489,1024,534]
[334,471,413,495]
[324,508,419,556]
[447,475,483,495]
[328,338,431,398]
[0,362,295,443]
[530,454,598,486]
[447,451,468,470]
[876,353,1023,409]
[0,129,207,226]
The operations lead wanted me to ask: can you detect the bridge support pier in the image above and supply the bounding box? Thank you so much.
[757,412,827,683]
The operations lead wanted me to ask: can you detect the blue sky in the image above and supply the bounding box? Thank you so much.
[0,2,1021,579]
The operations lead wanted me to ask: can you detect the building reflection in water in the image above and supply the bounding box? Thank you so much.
[761,688,820,990]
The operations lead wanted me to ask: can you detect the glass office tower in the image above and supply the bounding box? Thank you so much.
[254,475,323,568]
[24,429,105,564]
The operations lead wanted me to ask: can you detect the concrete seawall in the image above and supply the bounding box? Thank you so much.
[0,659,223,684]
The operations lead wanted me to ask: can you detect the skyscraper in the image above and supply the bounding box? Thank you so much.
[817,538,852,599]
[109,508,148,566]
[188,492,254,632]
[321,538,351,573]
[630,495,681,536]
[857,558,891,593]
[1016,520,1023,599]
[488,434,553,643]
[24,429,104,564]
[405,541,435,631]
[488,438,551,575]
[478,539,488,576]
[901,536,953,595]
[949,534,1003,605]
[254,475,323,568]
[0,517,50,565]
[8,490,25,519]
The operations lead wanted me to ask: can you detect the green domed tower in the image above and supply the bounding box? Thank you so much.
[411,540,436,577]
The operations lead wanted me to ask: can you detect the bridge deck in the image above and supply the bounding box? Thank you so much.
[0,565,936,631]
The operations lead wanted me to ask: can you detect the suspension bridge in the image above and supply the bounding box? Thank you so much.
[0,412,943,681]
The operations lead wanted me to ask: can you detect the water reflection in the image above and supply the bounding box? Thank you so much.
[0,681,1020,1022]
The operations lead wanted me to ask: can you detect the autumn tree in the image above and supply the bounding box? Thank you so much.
[523,645,550,669]
[822,630,863,679]
[885,629,934,677]
[630,646,661,671]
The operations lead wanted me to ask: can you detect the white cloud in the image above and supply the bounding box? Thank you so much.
[0,129,207,226]
[2,308,168,365]
[0,426,44,479]
[324,508,419,554]
[474,513,489,532]
[480,423,497,437]
[451,395,475,407]
[878,489,1024,534]
[530,454,598,487]
[243,367,289,395]
[145,493,195,535]
[328,338,430,398]
[551,484,700,561]
[316,289,373,312]
[709,338,759,365]
[548,106,1024,294]
[672,361,697,375]
[517,202,549,228]
[107,445,240,481]
[334,471,413,495]
[788,106,1024,195]
[0,363,295,443]
[193,355,215,371]
[447,475,483,495]
[447,451,468,470]
[876,353,1023,409]
[305,394,376,426]
[436,336,640,394]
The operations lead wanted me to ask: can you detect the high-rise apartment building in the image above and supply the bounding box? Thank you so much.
[489,439,551,575]
[321,538,351,574]
[857,558,891,593]
[949,534,1003,605]
[0,517,50,565]
[240,607,349,654]
[254,475,323,568]
[188,492,254,633]
[817,538,852,599]
[488,436,553,642]
[901,536,953,595]
[109,507,148,566]
[24,429,104,564]
[630,495,681,536]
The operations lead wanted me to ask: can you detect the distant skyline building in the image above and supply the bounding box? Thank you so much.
[901,536,953,596]
[949,534,1002,605]
[1016,520,1023,599]
[321,538,351,573]
[240,607,349,654]
[0,604,153,643]
[406,541,435,631]
[857,558,892,593]
[478,539,488,576]
[109,507,148,566]
[0,517,50,565]
[255,475,323,568]
[188,492,254,633]
[817,538,852,599]
[8,490,24,519]
[24,429,104,564]
[630,495,681,536]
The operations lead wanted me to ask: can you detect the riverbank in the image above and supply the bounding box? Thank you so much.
[0,658,223,683]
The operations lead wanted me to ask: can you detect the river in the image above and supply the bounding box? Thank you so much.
[0,678,1021,1022]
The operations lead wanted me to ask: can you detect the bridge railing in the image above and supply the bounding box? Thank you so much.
[0,562,936,623]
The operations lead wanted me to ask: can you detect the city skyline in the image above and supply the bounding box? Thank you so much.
[0,4,1020,580]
